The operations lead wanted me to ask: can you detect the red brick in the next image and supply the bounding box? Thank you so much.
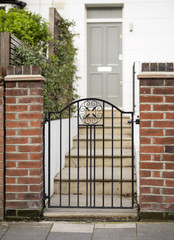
[153,88,174,95]
[140,121,151,127]
[166,113,174,119]
[140,129,163,136]
[6,185,28,192]
[6,121,28,128]
[18,97,42,104]
[30,137,42,144]
[30,89,43,96]
[140,187,151,194]
[6,201,28,209]
[152,187,160,194]
[140,179,164,186]
[18,82,42,88]
[30,105,43,111]
[6,178,16,184]
[154,137,174,144]
[18,177,41,184]
[18,193,40,200]
[153,155,161,161]
[141,113,163,120]
[6,113,16,120]
[6,161,16,168]
[6,193,16,200]
[162,171,174,178]
[6,145,16,152]
[30,121,42,128]
[162,188,174,195]
[140,162,163,169]
[6,129,16,136]
[18,129,41,136]
[6,98,16,104]
[6,82,16,88]
[165,163,174,170]
[18,161,41,168]
[30,184,43,192]
[140,171,151,177]
[165,197,174,203]
[141,195,163,203]
[6,153,28,160]
[140,104,151,111]
[165,146,174,153]
[6,169,28,176]
[30,153,42,160]
[6,137,28,144]
[165,129,174,136]
[140,79,164,86]
[166,180,174,187]
[18,145,42,153]
[163,154,174,161]
[6,105,27,112]
[165,96,174,102]
[140,96,163,103]
[153,171,160,178]
[153,104,174,111]
[18,113,41,120]
[165,80,174,86]
[6,89,28,97]
[140,146,164,153]
[140,137,151,144]
[30,169,42,176]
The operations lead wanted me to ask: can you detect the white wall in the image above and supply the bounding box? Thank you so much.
[24,0,174,111]
[44,118,77,196]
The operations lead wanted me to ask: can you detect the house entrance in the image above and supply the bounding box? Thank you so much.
[46,98,136,209]
[87,8,122,107]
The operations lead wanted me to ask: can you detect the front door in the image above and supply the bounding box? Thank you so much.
[87,22,122,106]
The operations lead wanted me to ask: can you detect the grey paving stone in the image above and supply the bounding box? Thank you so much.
[51,222,93,233]
[1,222,52,240]
[47,232,92,240]
[137,223,174,240]
[92,228,136,240]
[0,223,10,238]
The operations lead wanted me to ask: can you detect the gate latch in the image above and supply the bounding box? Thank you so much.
[128,116,140,125]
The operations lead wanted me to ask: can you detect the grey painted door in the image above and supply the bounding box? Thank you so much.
[87,23,122,107]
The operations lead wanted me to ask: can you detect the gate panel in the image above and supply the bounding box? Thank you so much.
[46,98,135,209]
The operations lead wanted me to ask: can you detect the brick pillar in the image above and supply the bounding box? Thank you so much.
[138,70,174,220]
[5,66,45,219]
[0,67,6,220]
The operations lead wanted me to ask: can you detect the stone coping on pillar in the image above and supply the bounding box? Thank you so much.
[138,72,174,79]
[4,74,45,82]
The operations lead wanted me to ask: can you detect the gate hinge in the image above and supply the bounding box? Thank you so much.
[43,194,49,200]
[128,117,140,125]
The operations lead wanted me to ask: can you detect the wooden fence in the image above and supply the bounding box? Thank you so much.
[0,32,22,67]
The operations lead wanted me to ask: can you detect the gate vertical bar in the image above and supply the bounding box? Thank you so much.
[90,126,92,207]
[77,102,80,207]
[48,113,51,207]
[60,113,62,206]
[94,125,96,207]
[131,112,134,208]
[102,102,105,207]
[86,125,88,207]
[68,107,71,206]
[120,112,123,207]
[111,107,114,207]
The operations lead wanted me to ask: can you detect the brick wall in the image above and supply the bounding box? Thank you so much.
[4,66,45,219]
[138,70,174,220]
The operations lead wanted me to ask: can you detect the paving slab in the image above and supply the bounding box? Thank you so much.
[95,223,136,229]
[1,222,52,240]
[51,222,94,233]
[92,228,136,240]
[0,223,10,239]
[47,232,92,240]
[137,223,174,240]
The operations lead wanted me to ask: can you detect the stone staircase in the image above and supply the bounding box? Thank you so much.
[52,110,136,209]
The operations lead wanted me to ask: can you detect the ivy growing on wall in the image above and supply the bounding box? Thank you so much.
[0,8,79,117]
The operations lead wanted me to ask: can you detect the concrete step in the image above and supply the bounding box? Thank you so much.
[43,205,138,221]
[65,156,133,168]
[54,167,136,195]
[73,134,132,149]
[79,124,131,135]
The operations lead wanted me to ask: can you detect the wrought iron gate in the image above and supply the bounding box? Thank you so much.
[45,98,135,209]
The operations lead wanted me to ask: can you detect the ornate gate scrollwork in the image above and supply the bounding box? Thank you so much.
[79,100,103,125]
